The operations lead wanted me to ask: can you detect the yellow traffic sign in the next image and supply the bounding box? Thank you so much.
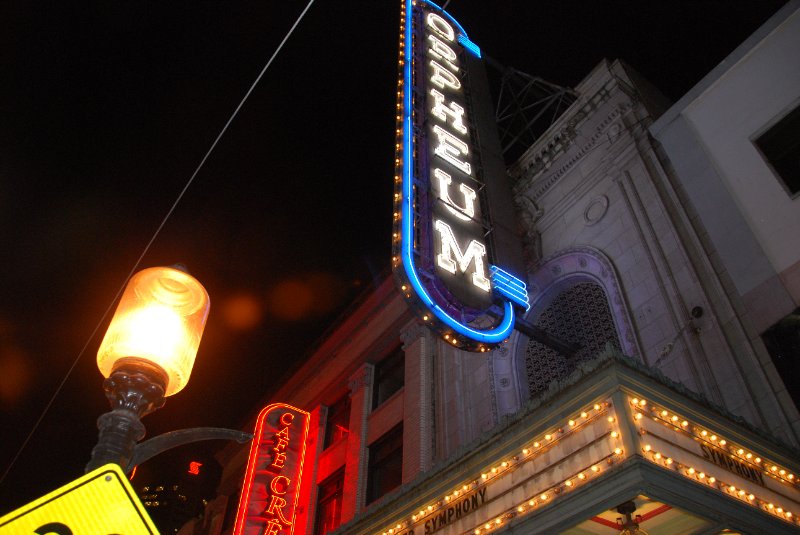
[0,463,159,534]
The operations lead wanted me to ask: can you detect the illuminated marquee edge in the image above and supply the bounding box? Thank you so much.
[391,0,527,352]
[629,396,799,525]
[377,400,624,535]
[377,395,800,535]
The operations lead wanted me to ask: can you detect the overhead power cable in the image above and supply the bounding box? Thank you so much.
[0,0,316,489]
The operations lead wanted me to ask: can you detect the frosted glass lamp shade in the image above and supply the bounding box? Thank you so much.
[97,266,210,396]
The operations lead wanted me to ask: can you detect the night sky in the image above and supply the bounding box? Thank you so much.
[0,0,787,514]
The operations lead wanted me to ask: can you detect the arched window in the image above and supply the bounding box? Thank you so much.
[525,280,621,397]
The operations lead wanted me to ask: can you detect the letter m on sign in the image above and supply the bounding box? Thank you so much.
[434,220,491,292]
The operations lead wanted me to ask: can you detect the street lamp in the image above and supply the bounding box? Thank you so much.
[86,265,250,473]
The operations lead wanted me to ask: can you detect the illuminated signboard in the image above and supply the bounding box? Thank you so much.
[233,404,310,535]
[392,0,529,352]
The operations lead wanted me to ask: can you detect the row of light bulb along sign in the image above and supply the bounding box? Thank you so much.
[380,396,799,535]
[630,397,798,525]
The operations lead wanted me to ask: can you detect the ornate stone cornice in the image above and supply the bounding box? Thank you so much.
[515,99,633,202]
[348,364,373,395]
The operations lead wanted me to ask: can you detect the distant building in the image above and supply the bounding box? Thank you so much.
[190,2,800,534]
[650,2,800,416]
[135,454,221,534]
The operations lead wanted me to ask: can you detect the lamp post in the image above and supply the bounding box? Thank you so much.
[86,265,250,473]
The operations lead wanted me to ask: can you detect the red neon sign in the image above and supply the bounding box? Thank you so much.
[188,461,203,475]
[234,403,310,535]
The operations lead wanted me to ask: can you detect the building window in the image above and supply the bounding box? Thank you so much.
[755,104,800,196]
[323,395,350,449]
[372,345,404,410]
[761,308,800,408]
[525,281,620,398]
[314,469,344,535]
[366,424,403,504]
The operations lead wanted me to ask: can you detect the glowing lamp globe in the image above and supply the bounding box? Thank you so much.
[97,266,210,396]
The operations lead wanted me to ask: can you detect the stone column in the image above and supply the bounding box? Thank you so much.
[298,405,325,535]
[400,321,434,482]
[340,363,373,519]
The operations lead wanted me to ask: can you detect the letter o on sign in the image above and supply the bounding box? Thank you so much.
[426,13,454,41]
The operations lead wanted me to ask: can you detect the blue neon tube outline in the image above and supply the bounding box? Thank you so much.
[401,0,514,344]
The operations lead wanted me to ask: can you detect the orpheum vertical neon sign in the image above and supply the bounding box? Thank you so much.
[234,404,309,535]
[393,0,529,352]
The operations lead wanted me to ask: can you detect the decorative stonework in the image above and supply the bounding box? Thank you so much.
[513,94,635,203]
[524,246,641,360]
[348,365,373,394]
[514,195,544,266]
[583,195,609,226]
[400,320,429,350]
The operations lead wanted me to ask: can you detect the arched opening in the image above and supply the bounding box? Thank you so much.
[524,280,621,398]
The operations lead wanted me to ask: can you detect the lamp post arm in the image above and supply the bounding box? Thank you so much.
[128,427,253,473]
